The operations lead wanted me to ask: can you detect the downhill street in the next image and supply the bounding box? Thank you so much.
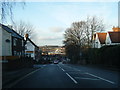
[11,63,119,88]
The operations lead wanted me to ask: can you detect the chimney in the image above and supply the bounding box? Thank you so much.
[112,27,120,32]
[24,33,29,40]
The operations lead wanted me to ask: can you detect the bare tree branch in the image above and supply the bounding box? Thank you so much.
[8,20,35,39]
[0,0,25,23]
[63,16,105,48]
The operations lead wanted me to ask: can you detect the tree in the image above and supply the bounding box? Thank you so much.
[63,16,105,63]
[64,21,86,47]
[63,21,86,63]
[64,16,105,47]
[0,0,25,23]
[83,16,105,47]
[11,20,35,39]
[88,16,105,44]
[65,44,80,63]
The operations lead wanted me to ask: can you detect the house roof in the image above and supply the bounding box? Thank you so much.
[0,24,23,39]
[97,33,107,44]
[108,32,120,43]
[26,38,38,48]
[112,27,120,32]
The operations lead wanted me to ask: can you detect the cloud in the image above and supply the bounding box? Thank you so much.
[37,36,64,46]
[39,36,62,40]
[49,27,64,33]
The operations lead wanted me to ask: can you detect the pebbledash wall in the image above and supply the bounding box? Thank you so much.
[0,27,12,56]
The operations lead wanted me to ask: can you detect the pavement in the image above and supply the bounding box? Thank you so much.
[2,66,41,88]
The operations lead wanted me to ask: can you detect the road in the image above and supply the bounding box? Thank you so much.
[11,63,119,88]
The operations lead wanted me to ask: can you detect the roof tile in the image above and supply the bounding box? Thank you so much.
[108,32,120,43]
[97,33,107,44]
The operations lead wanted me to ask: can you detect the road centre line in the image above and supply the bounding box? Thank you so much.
[59,65,115,85]
[59,65,82,73]
[66,73,78,84]
[58,65,77,84]
[58,65,65,72]
[85,72,115,84]
[61,68,65,72]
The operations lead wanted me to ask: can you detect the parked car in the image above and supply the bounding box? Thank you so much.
[54,60,59,64]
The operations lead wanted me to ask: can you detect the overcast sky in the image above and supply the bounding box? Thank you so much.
[6,0,119,46]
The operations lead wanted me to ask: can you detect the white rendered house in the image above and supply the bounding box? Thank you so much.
[106,31,120,45]
[24,34,39,61]
[0,25,12,57]
[92,33,107,48]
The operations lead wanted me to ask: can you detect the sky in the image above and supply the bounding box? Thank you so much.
[5,0,119,46]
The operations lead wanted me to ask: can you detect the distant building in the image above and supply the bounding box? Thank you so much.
[39,45,65,55]
[0,24,25,61]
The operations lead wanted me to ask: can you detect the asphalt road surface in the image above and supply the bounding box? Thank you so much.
[11,63,119,88]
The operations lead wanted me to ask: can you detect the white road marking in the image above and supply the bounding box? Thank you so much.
[58,65,77,84]
[21,69,40,78]
[6,68,41,88]
[58,65,116,85]
[61,68,65,72]
[74,77,100,80]
[66,73,78,84]
[58,65,65,72]
[85,72,115,84]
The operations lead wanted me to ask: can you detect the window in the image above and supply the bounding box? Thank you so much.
[25,46,27,50]
[14,51,16,56]
[19,52,21,56]
[22,40,24,46]
[13,38,17,46]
